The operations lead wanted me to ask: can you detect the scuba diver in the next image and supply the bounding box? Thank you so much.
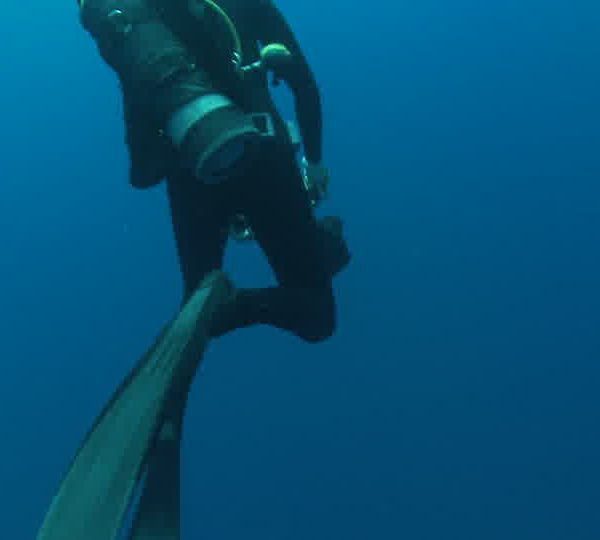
[77,0,350,343]
[36,2,350,539]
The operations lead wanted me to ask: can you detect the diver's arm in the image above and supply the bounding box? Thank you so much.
[254,0,323,164]
[79,0,216,120]
[79,0,260,181]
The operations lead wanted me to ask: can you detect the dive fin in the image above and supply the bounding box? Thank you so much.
[36,270,232,540]
[127,400,186,540]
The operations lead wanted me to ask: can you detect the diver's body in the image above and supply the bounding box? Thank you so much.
[79,0,349,342]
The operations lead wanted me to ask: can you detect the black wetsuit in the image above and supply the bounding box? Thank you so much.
[80,0,344,342]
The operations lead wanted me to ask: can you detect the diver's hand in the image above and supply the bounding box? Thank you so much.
[301,157,330,207]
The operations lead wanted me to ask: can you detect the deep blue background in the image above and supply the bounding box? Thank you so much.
[1,1,599,538]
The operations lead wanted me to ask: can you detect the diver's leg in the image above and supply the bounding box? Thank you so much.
[210,140,338,343]
[166,168,230,302]
[316,215,352,277]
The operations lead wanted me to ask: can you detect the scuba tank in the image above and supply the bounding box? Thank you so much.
[188,0,315,242]
[166,0,297,185]
[185,0,313,243]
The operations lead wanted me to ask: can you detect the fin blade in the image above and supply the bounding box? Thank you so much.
[128,412,184,540]
[36,271,231,540]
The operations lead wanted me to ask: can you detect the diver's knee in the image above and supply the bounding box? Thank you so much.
[299,293,337,344]
[300,315,336,343]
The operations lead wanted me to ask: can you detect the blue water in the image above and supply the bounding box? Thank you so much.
[2,1,599,538]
